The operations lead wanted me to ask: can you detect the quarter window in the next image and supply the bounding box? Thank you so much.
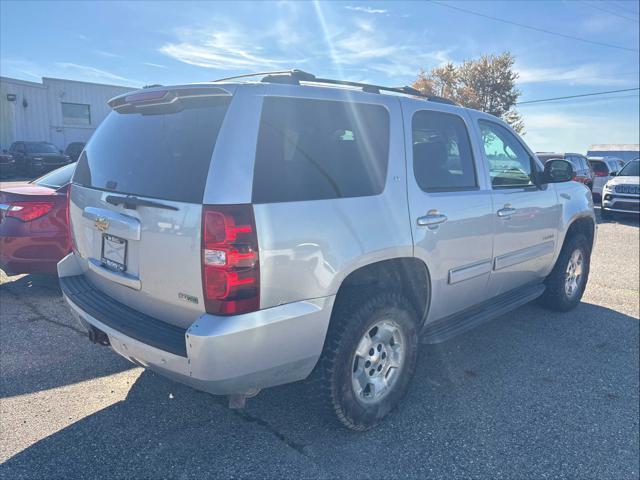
[62,102,91,126]
[412,110,477,191]
[479,120,535,188]
[252,97,390,203]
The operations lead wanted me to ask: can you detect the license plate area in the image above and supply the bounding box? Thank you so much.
[101,234,127,272]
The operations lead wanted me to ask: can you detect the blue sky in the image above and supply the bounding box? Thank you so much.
[1,0,639,152]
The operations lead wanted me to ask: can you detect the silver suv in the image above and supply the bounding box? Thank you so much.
[59,70,596,430]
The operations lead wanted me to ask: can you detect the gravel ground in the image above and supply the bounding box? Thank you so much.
[1,210,638,479]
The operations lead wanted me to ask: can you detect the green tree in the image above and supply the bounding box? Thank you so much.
[412,52,524,134]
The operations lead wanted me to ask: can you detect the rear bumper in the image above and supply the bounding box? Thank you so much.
[58,253,334,395]
[0,233,68,275]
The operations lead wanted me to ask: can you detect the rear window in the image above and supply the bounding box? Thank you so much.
[589,160,608,174]
[252,97,390,203]
[73,96,231,204]
[35,163,75,189]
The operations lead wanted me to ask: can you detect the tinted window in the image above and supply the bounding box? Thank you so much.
[35,163,75,189]
[25,142,59,154]
[65,143,84,155]
[618,159,639,177]
[412,110,476,191]
[479,121,535,188]
[570,156,582,170]
[589,160,608,174]
[252,97,389,203]
[73,96,231,204]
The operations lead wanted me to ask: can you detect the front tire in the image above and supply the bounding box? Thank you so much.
[316,292,419,431]
[539,233,591,312]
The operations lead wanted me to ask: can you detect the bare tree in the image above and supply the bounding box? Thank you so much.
[413,52,524,134]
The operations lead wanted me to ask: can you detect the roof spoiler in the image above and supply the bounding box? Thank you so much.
[108,85,232,113]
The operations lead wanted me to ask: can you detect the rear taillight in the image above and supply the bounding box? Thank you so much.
[201,205,260,315]
[5,201,54,222]
[65,185,75,252]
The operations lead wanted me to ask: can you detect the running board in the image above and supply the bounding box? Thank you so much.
[421,283,545,344]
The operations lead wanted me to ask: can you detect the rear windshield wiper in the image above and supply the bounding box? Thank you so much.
[105,194,178,211]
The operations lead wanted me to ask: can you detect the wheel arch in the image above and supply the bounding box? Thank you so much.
[330,257,431,329]
[564,215,596,251]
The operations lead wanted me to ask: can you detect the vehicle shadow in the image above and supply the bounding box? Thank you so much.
[2,302,638,479]
[0,274,133,398]
[594,207,640,227]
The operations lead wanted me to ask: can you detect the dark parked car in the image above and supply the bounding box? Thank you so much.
[8,141,71,177]
[0,163,74,275]
[536,152,594,190]
[64,142,86,162]
[0,151,16,178]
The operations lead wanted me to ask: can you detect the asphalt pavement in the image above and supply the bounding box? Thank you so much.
[0,210,638,479]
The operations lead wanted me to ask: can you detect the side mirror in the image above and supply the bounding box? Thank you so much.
[542,159,574,183]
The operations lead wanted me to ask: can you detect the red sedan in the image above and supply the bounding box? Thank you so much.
[0,164,74,275]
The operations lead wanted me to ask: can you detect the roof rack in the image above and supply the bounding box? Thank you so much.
[212,69,457,105]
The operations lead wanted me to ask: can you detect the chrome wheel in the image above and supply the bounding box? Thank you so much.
[351,320,405,404]
[565,249,584,298]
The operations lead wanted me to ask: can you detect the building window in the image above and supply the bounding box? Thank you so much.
[61,102,91,126]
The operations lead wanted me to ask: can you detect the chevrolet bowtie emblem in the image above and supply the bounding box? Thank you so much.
[94,216,110,233]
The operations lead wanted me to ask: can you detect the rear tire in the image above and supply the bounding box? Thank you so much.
[539,233,591,312]
[315,292,419,431]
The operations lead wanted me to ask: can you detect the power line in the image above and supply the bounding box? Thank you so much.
[609,1,640,16]
[579,0,639,22]
[517,87,640,104]
[518,93,639,106]
[428,1,639,52]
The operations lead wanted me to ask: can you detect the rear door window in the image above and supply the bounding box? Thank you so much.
[252,97,390,203]
[73,96,231,204]
[412,110,477,191]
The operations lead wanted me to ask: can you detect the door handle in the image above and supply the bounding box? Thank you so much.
[417,212,448,227]
[497,205,516,218]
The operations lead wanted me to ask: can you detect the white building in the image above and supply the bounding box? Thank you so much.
[0,76,134,151]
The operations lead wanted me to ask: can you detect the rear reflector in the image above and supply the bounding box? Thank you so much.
[201,205,259,315]
[6,201,54,222]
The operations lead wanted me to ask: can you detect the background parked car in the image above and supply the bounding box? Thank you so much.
[601,159,640,219]
[0,163,74,275]
[8,141,71,177]
[537,152,594,190]
[64,142,86,162]
[0,150,16,178]
[588,156,623,201]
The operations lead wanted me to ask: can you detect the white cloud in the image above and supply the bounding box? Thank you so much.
[345,5,388,14]
[581,14,618,33]
[158,16,454,81]
[523,110,640,152]
[159,27,295,70]
[55,62,139,86]
[517,63,635,86]
[144,62,168,69]
[94,50,122,58]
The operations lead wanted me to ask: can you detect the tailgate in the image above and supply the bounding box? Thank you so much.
[68,85,233,329]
